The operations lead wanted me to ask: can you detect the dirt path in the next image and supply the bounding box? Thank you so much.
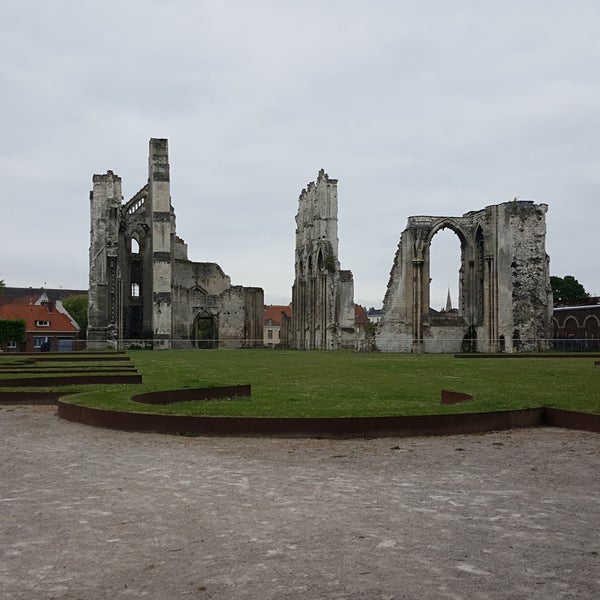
[1,406,599,599]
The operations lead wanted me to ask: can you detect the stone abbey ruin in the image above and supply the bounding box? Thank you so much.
[88,139,263,349]
[377,202,553,353]
[88,138,552,352]
[291,169,356,350]
[291,174,552,353]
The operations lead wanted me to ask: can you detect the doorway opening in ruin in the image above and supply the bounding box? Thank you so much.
[193,313,218,349]
[428,227,461,315]
[129,306,143,338]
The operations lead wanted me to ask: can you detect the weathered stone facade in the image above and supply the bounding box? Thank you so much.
[88,138,263,349]
[378,201,553,353]
[291,170,355,349]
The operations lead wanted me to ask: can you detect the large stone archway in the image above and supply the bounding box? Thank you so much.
[377,201,553,353]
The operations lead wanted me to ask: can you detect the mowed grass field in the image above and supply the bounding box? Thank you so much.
[3,350,598,417]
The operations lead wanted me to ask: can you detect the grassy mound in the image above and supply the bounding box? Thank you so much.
[14,349,595,417]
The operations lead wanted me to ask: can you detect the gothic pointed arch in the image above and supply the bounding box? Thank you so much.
[379,201,551,353]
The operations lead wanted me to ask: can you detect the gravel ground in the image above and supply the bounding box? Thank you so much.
[1,406,599,599]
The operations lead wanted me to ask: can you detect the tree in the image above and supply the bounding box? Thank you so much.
[550,275,590,305]
[63,295,88,339]
[0,319,26,345]
[0,279,5,295]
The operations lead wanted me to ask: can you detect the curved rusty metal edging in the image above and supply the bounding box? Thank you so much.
[455,353,600,359]
[57,402,550,438]
[0,374,142,387]
[0,391,74,405]
[131,385,252,405]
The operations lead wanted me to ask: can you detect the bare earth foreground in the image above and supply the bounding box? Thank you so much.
[1,407,599,600]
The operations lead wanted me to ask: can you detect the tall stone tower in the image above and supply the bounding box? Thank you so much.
[88,170,123,348]
[291,169,355,350]
[147,138,173,348]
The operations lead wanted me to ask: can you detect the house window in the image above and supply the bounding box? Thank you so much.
[267,329,273,340]
[35,320,50,327]
[7,341,16,349]
[34,336,49,348]
[131,283,140,297]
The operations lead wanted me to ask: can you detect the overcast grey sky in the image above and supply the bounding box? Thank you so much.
[1,0,599,309]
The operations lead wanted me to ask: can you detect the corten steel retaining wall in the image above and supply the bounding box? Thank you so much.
[23,355,131,362]
[57,403,547,438]
[131,386,252,405]
[0,391,74,405]
[455,353,600,359]
[543,408,600,433]
[0,374,142,387]
[0,367,137,375]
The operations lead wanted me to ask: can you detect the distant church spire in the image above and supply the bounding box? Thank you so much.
[445,288,453,312]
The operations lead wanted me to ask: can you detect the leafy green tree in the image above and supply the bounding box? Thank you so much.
[550,275,590,304]
[0,319,26,345]
[63,295,88,339]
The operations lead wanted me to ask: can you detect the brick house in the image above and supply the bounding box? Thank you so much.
[0,300,80,352]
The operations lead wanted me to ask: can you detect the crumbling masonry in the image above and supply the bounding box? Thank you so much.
[377,201,553,353]
[291,170,356,349]
[88,138,263,349]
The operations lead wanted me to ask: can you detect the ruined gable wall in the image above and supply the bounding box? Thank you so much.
[292,170,356,350]
[171,260,233,344]
[217,286,264,348]
[171,257,263,348]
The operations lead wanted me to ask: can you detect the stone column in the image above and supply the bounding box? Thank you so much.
[148,138,173,349]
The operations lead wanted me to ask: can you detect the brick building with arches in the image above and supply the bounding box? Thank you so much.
[552,301,600,351]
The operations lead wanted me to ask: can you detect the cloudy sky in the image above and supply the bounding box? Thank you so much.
[1,0,599,309]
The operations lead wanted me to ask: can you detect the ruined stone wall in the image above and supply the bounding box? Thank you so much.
[291,170,356,350]
[378,201,552,353]
[499,202,552,351]
[87,171,122,349]
[171,261,263,348]
[88,138,264,350]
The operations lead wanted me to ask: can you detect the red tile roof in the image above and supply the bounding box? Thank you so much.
[264,305,292,326]
[0,303,79,333]
[354,304,369,325]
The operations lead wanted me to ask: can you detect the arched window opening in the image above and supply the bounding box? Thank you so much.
[317,249,324,272]
[131,237,140,254]
[428,227,461,315]
[131,283,140,297]
[563,316,579,337]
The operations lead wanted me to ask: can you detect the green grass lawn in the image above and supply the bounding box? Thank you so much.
[3,349,598,417]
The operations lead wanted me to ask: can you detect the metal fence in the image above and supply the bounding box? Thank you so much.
[25,337,600,353]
